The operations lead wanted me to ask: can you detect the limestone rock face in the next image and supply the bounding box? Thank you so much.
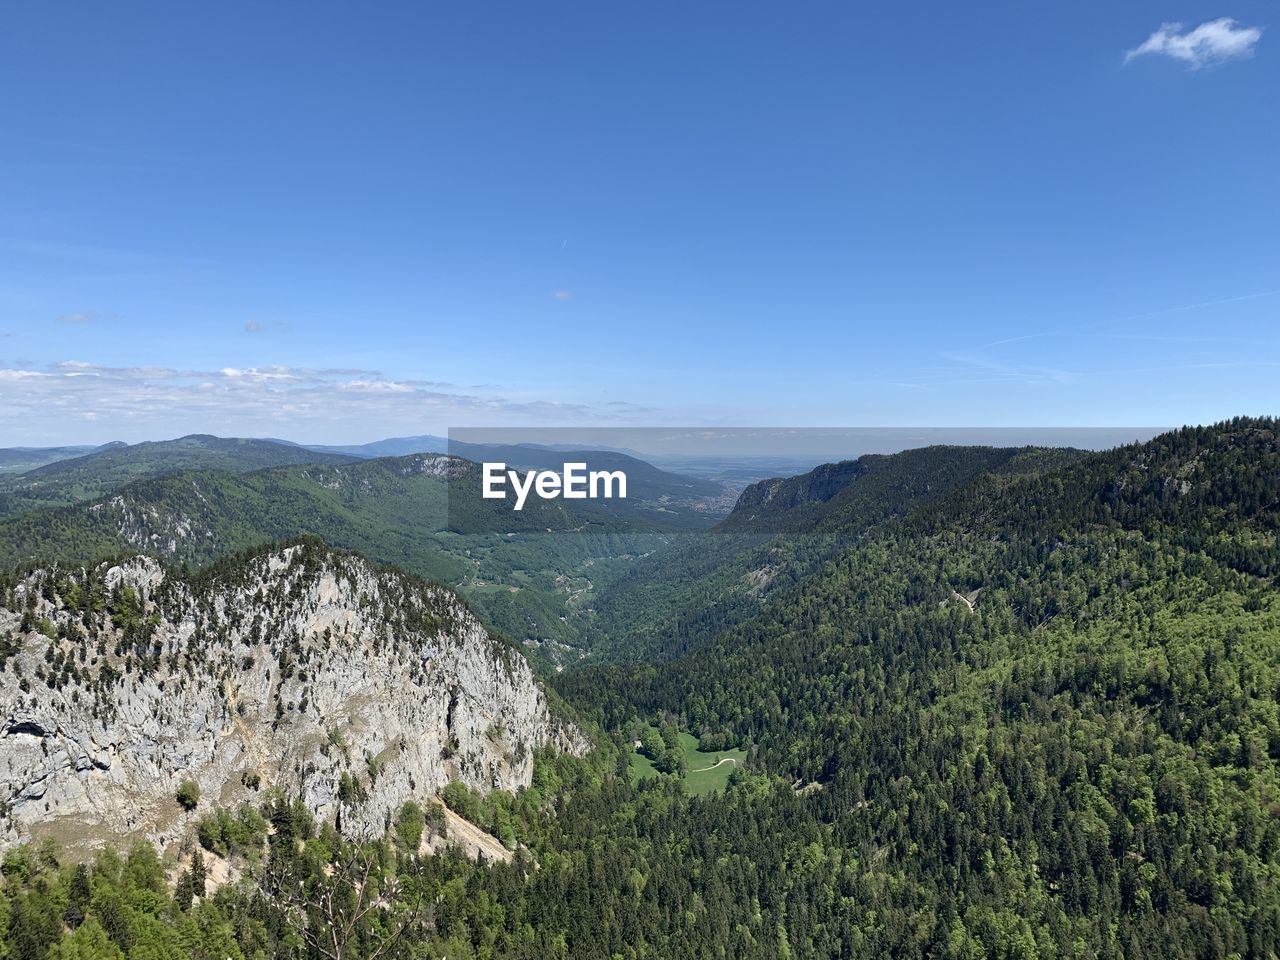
[0,544,586,855]
[729,460,867,520]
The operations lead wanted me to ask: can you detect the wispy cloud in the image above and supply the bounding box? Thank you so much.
[1126,18,1262,68]
[244,319,288,334]
[938,352,1080,387]
[975,287,1280,350]
[58,312,94,323]
[554,289,573,301]
[0,361,650,444]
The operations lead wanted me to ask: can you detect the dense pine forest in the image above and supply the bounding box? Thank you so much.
[2,418,1278,958]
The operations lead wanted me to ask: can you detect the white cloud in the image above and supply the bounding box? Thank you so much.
[554,289,573,301]
[0,360,646,444]
[219,366,303,382]
[1126,18,1262,68]
[338,379,415,393]
[58,312,94,323]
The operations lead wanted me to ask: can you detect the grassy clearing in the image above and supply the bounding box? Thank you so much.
[629,731,746,796]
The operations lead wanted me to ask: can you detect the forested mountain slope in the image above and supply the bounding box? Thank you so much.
[0,435,357,516]
[0,454,699,657]
[722,444,1083,534]
[582,444,1085,661]
[552,417,1280,956]
[0,443,119,474]
[1,419,1277,959]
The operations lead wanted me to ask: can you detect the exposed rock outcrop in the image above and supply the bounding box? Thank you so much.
[0,543,586,855]
[727,460,867,524]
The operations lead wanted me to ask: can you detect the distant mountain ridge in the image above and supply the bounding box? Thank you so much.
[0,434,726,519]
[297,434,450,458]
[720,445,1085,533]
[22,434,356,479]
[0,435,358,516]
[0,441,124,474]
[446,441,723,501]
[297,436,722,499]
[0,448,728,656]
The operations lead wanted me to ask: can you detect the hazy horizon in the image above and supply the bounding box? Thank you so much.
[0,425,1177,459]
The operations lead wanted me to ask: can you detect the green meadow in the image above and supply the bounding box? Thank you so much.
[629,731,746,796]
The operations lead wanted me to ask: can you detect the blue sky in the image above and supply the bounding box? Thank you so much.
[1,1,1276,444]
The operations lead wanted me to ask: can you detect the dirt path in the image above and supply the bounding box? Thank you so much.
[689,757,738,774]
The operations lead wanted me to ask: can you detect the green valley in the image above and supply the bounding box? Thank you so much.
[6,12,1273,956]
[0,446,727,662]
[3,418,1279,959]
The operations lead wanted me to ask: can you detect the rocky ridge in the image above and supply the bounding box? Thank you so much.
[0,541,585,855]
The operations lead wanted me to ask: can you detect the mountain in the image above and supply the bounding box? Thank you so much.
[552,416,1280,956]
[298,434,450,458]
[22,435,357,480]
[0,453,716,657]
[580,444,1087,661]
[0,540,586,856]
[0,435,358,516]
[0,441,124,474]
[4,419,1280,959]
[0,443,1091,666]
[0,434,725,526]
[445,441,725,502]
[722,444,1085,533]
[301,436,660,461]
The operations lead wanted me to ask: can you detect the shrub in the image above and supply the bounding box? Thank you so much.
[175,780,200,811]
[441,781,481,823]
[396,801,425,850]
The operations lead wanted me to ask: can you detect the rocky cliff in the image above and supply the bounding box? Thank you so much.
[731,460,867,516]
[721,460,868,531]
[0,541,586,855]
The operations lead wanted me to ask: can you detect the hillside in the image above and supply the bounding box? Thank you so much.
[722,444,1085,533]
[581,444,1086,661]
[298,434,449,458]
[0,453,708,657]
[0,435,357,516]
[553,416,1280,956]
[446,441,725,502]
[0,540,585,856]
[0,443,121,474]
[0,445,1070,665]
[3,420,1279,959]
